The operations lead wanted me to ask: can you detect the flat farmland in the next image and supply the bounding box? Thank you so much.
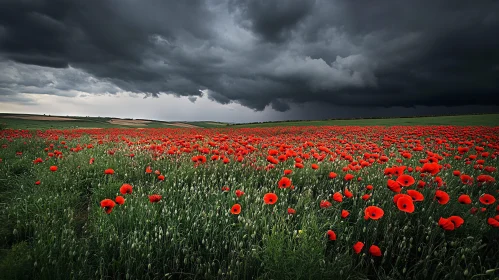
[0,125,498,279]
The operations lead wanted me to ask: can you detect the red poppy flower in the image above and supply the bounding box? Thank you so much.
[438,217,455,230]
[104,168,115,175]
[387,179,401,193]
[479,194,496,205]
[364,206,384,220]
[327,230,336,241]
[329,172,337,179]
[369,245,382,257]
[284,169,292,175]
[417,180,426,188]
[89,158,95,165]
[344,188,353,198]
[362,194,371,201]
[295,163,304,169]
[49,165,58,172]
[145,166,152,174]
[477,175,495,183]
[311,163,319,170]
[396,174,415,187]
[458,194,472,204]
[115,196,125,205]
[332,192,343,202]
[278,177,292,189]
[487,217,499,227]
[235,189,245,198]
[448,216,464,228]
[222,186,230,192]
[149,194,162,203]
[287,208,296,215]
[341,209,350,218]
[231,204,241,215]
[344,174,354,181]
[435,190,450,205]
[263,193,278,205]
[120,184,133,195]
[393,194,406,203]
[396,195,415,213]
[353,242,364,254]
[421,162,441,175]
[407,190,424,202]
[35,180,41,185]
[157,175,165,181]
[366,185,373,191]
[460,174,473,185]
[320,200,332,209]
[100,199,116,214]
[452,170,461,176]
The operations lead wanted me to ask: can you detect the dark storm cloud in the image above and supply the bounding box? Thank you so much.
[228,0,316,42]
[1,0,498,114]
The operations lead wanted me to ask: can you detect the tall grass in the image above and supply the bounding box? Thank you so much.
[0,126,498,279]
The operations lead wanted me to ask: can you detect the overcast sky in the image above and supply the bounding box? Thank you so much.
[1,0,498,122]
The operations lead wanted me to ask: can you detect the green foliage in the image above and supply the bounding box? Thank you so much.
[0,241,32,280]
[233,114,499,127]
[0,127,498,279]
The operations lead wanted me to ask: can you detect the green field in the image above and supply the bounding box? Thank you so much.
[0,114,225,130]
[231,114,499,127]
[1,125,498,279]
[1,113,498,130]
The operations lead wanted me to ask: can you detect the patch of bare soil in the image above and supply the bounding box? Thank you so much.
[108,119,151,126]
[169,122,200,128]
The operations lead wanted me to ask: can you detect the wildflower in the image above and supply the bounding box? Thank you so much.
[278,177,292,189]
[369,245,382,257]
[364,206,384,220]
[149,194,162,203]
[396,174,415,187]
[231,204,241,215]
[263,193,278,205]
[100,199,116,214]
[353,242,364,254]
[104,168,115,175]
[332,192,343,202]
[235,189,245,198]
[396,194,415,213]
[115,196,125,205]
[320,200,332,209]
[458,194,472,204]
[344,188,353,198]
[326,230,336,241]
[341,209,350,218]
[479,194,496,205]
[407,190,424,202]
[120,184,133,195]
[435,190,450,205]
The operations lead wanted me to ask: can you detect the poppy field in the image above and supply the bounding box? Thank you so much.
[0,126,498,279]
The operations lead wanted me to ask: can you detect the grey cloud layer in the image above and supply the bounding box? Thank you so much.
[1,0,498,112]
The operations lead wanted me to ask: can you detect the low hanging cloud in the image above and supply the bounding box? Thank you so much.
[0,0,498,114]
